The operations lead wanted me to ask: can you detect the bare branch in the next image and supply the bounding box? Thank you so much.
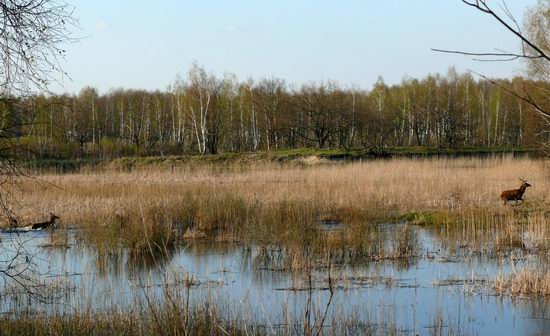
[431,48,542,60]
[461,0,550,62]
[468,69,550,119]
[0,0,78,96]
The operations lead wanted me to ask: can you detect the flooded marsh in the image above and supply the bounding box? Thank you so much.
[0,157,549,335]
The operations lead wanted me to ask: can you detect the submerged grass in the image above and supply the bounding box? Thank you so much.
[0,267,405,336]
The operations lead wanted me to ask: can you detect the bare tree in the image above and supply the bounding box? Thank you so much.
[434,0,550,123]
[0,0,76,292]
[188,63,215,155]
[0,0,76,96]
[292,81,352,149]
[254,78,287,151]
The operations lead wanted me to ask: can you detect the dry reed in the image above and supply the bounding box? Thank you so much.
[5,156,550,257]
[494,269,550,297]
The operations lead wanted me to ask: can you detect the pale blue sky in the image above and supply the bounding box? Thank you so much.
[56,0,538,94]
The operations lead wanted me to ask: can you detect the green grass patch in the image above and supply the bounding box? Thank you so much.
[21,146,540,172]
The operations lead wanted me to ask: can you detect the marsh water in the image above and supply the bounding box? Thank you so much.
[0,225,549,335]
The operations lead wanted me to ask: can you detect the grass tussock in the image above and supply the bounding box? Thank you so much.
[390,224,419,259]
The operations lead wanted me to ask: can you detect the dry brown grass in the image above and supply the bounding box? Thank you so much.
[15,156,550,219]
[5,156,550,255]
[494,269,550,297]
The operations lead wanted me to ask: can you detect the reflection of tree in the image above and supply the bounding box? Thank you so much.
[0,232,65,302]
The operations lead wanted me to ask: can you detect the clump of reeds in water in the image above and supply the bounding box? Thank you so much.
[494,269,550,298]
[77,190,393,268]
[427,205,550,257]
[494,223,526,253]
[390,224,419,259]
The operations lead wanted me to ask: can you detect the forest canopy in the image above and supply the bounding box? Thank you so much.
[3,65,546,160]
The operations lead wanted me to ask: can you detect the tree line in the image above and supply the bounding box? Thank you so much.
[2,64,548,160]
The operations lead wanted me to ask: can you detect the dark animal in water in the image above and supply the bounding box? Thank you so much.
[8,217,17,228]
[500,179,531,205]
[31,213,60,230]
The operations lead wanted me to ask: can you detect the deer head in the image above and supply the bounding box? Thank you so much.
[50,212,60,224]
[519,178,531,188]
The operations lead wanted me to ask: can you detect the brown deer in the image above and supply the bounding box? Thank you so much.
[500,179,531,205]
[31,213,60,230]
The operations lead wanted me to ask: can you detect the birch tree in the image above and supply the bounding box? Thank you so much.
[188,63,217,154]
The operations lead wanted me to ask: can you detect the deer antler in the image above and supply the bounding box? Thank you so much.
[519,177,527,182]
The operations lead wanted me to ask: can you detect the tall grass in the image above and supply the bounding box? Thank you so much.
[1,156,549,333]
[7,156,550,258]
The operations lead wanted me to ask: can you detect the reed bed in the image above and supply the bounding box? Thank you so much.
[0,303,406,336]
[1,156,549,335]
[494,269,550,297]
[6,156,550,257]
